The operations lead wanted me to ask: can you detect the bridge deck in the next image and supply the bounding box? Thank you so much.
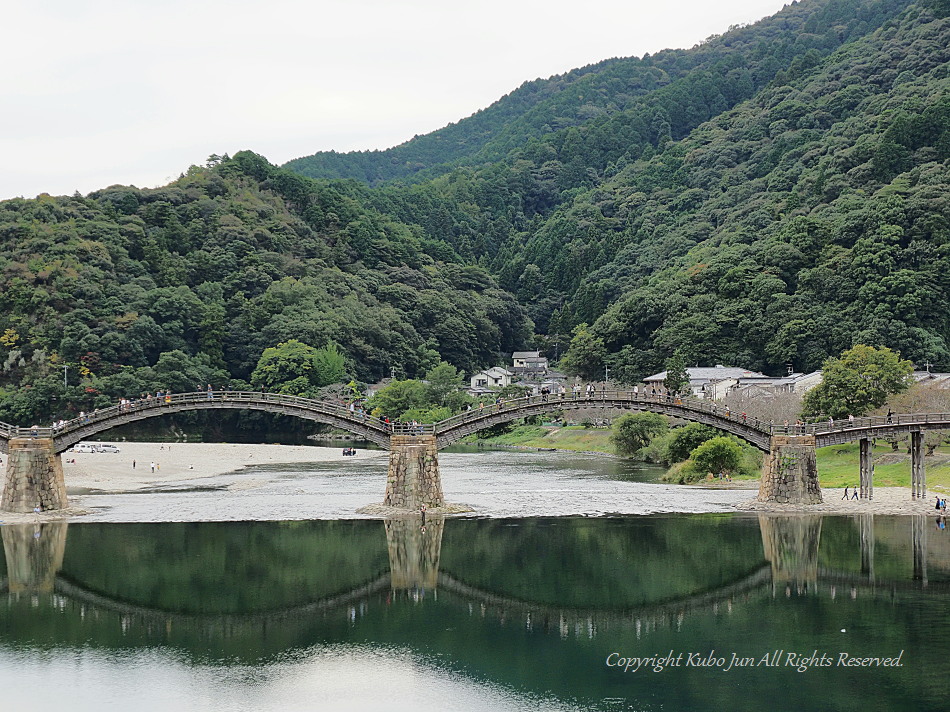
[2,390,950,454]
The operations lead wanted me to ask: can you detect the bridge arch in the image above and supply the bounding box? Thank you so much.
[0,390,776,455]
[0,392,395,454]
[435,393,773,450]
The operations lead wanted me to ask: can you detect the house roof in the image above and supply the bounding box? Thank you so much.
[645,366,765,382]
[512,351,541,359]
[475,366,513,378]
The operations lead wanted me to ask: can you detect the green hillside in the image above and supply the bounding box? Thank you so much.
[0,154,528,424]
[285,0,910,185]
[348,0,950,377]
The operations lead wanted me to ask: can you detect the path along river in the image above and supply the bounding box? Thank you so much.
[1,444,948,711]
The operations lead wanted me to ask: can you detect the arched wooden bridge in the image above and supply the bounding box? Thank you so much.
[4,389,950,455]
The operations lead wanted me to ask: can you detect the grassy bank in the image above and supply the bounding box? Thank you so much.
[467,425,615,454]
[816,441,950,492]
[471,426,950,492]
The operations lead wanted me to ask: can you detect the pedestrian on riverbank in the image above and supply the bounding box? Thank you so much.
[851,487,859,500]
[842,486,850,500]
[150,461,155,473]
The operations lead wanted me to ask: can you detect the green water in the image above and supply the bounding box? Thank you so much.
[1,514,948,711]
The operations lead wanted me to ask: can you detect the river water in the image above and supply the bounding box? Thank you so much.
[1,448,948,711]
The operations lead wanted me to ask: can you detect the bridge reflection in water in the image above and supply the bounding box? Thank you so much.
[1,514,943,614]
[2,514,948,712]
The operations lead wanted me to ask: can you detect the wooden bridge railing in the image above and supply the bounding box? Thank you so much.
[2,388,950,447]
[0,391,432,441]
[436,390,775,434]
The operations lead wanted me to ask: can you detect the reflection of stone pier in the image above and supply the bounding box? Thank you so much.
[1,522,68,594]
[759,515,822,590]
[1,438,67,512]
[384,515,444,590]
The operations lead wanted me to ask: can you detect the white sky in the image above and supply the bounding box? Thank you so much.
[0,0,789,200]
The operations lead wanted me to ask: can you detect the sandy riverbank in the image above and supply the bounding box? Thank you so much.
[58,441,387,491]
[736,485,944,515]
[0,442,945,522]
[0,442,388,522]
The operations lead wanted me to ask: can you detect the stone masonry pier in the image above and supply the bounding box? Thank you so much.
[384,435,444,509]
[758,435,822,505]
[1,438,68,513]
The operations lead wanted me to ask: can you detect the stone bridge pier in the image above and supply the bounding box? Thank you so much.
[1,438,67,513]
[758,435,822,504]
[384,435,444,509]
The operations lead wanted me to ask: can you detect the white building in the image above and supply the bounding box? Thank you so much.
[643,365,822,399]
[469,366,513,391]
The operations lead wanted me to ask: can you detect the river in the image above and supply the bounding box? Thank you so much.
[1,448,948,711]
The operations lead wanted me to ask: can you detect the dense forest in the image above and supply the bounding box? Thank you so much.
[287,0,950,380]
[2,0,949,426]
[0,154,529,424]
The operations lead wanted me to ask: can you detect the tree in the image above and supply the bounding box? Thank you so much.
[559,323,606,381]
[802,344,913,420]
[663,352,689,396]
[366,379,428,420]
[424,362,464,405]
[611,412,667,457]
[0,328,19,349]
[312,342,347,387]
[690,436,743,475]
[251,339,321,396]
[665,422,721,463]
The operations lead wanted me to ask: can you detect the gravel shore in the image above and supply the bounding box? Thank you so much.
[0,442,387,522]
[736,485,945,515]
[1,442,945,522]
[58,441,386,492]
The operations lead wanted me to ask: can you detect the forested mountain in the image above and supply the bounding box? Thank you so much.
[2,0,949,427]
[0,154,529,424]
[291,0,949,380]
[285,0,911,184]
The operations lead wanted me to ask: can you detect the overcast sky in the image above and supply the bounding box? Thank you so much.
[1,0,790,200]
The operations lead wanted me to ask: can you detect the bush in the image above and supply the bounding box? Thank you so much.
[690,436,743,476]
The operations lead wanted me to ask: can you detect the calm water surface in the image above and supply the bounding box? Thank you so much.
[1,449,948,711]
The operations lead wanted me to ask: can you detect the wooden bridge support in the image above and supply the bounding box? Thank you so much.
[1,522,68,594]
[859,438,874,500]
[384,435,444,509]
[758,436,822,504]
[0,438,67,513]
[911,431,926,499]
